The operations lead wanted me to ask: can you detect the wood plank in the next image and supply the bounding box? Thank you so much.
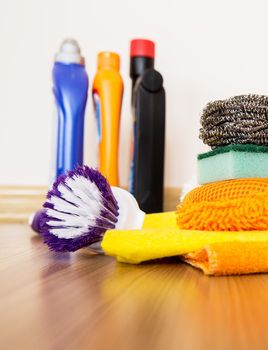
[1,187,268,349]
[0,186,181,223]
[1,223,268,349]
[0,186,46,222]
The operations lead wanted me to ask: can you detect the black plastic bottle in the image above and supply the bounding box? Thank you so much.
[129,39,165,213]
[130,39,155,98]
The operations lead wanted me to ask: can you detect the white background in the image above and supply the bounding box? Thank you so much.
[1,0,268,187]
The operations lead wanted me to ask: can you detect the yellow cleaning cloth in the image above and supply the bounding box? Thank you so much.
[142,211,178,229]
[101,228,268,265]
[183,241,268,275]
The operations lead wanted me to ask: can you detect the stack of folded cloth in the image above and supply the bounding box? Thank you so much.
[178,95,268,231]
[102,95,268,276]
[177,94,268,274]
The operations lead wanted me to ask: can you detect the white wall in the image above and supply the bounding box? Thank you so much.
[1,0,268,187]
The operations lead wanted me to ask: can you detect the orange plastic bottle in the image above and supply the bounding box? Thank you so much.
[92,52,123,186]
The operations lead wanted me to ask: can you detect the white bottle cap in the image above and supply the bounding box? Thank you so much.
[55,39,84,65]
[111,187,145,230]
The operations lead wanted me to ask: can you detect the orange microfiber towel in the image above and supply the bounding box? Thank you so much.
[177,178,268,231]
[183,241,268,276]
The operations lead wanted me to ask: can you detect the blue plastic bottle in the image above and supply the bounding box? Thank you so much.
[52,39,89,179]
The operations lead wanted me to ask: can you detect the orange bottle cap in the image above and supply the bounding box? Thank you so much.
[97,52,120,70]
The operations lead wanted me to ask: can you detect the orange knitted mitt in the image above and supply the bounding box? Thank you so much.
[177,178,268,231]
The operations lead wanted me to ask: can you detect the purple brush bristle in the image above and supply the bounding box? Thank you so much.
[40,166,119,252]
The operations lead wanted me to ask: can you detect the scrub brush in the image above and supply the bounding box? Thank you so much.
[32,166,146,252]
[32,166,178,252]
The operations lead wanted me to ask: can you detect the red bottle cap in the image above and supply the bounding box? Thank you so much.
[130,39,155,58]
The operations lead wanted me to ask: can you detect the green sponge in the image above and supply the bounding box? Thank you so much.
[197,144,268,184]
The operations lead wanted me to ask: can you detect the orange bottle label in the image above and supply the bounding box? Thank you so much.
[92,69,123,187]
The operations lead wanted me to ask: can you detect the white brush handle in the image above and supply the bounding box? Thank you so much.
[89,188,145,254]
[111,187,145,230]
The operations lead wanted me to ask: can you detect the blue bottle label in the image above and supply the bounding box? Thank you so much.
[53,62,88,179]
[129,110,136,194]
[93,92,102,143]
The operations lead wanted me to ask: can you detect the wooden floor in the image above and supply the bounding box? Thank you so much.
[2,187,268,349]
[2,224,268,349]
